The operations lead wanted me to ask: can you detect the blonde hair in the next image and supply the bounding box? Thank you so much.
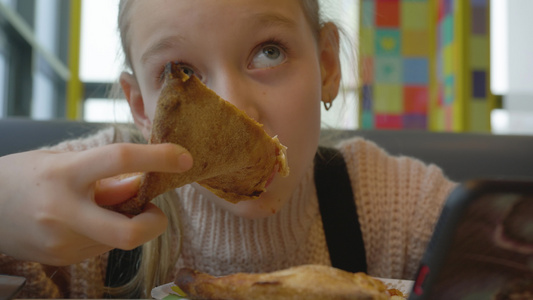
[113,0,325,298]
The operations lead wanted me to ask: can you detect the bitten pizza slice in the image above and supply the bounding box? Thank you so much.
[107,62,289,215]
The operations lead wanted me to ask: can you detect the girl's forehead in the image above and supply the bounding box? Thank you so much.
[126,0,312,62]
[126,0,307,30]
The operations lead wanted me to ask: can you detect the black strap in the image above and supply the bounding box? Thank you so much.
[314,147,367,273]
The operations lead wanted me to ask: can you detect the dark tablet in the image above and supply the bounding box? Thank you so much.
[409,179,533,300]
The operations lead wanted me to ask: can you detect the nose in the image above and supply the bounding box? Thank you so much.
[207,68,261,122]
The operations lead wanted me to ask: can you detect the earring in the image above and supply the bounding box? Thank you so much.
[322,98,333,111]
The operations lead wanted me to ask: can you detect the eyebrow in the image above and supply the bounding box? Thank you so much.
[141,36,185,65]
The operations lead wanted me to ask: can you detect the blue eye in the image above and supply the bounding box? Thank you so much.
[262,46,281,60]
[250,44,286,69]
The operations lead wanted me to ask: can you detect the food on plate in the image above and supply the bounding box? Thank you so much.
[107,62,289,215]
[174,264,406,300]
[388,288,407,299]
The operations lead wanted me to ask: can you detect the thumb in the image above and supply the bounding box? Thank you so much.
[94,174,142,206]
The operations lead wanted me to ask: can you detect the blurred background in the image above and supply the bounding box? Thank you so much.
[0,0,531,134]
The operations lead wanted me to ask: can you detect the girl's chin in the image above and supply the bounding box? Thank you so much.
[190,182,285,219]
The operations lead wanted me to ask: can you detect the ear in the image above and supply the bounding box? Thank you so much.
[120,72,152,139]
[318,22,342,106]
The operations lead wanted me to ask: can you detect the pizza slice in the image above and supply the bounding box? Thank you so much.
[174,264,395,300]
[107,62,289,215]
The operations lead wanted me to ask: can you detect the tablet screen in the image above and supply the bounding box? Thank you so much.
[426,192,533,299]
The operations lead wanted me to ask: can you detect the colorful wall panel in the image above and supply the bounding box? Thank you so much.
[430,0,495,132]
[360,0,431,130]
[359,0,494,132]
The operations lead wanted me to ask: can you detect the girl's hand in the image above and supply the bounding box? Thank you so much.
[0,143,193,266]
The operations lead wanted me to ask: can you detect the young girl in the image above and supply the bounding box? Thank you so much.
[0,0,456,298]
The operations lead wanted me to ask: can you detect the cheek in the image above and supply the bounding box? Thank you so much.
[136,85,160,141]
[144,100,157,123]
[137,80,160,122]
[270,65,322,150]
[265,63,322,197]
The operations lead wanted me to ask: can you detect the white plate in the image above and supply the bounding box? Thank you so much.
[376,278,414,297]
[151,282,188,300]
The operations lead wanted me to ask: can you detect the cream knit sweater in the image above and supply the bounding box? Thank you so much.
[0,127,456,298]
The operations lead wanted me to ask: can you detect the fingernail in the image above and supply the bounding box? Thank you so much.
[178,153,193,172]
[119,174,142,183]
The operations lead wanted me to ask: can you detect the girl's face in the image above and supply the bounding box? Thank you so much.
[121,0,340,218]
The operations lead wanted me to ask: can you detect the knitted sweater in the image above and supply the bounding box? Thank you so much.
[0,127,456,298]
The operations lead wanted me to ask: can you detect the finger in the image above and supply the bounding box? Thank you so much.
[94,174,142,206]
[75,143,193,184]
[120,203,169,248]
[71,202,168,250]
